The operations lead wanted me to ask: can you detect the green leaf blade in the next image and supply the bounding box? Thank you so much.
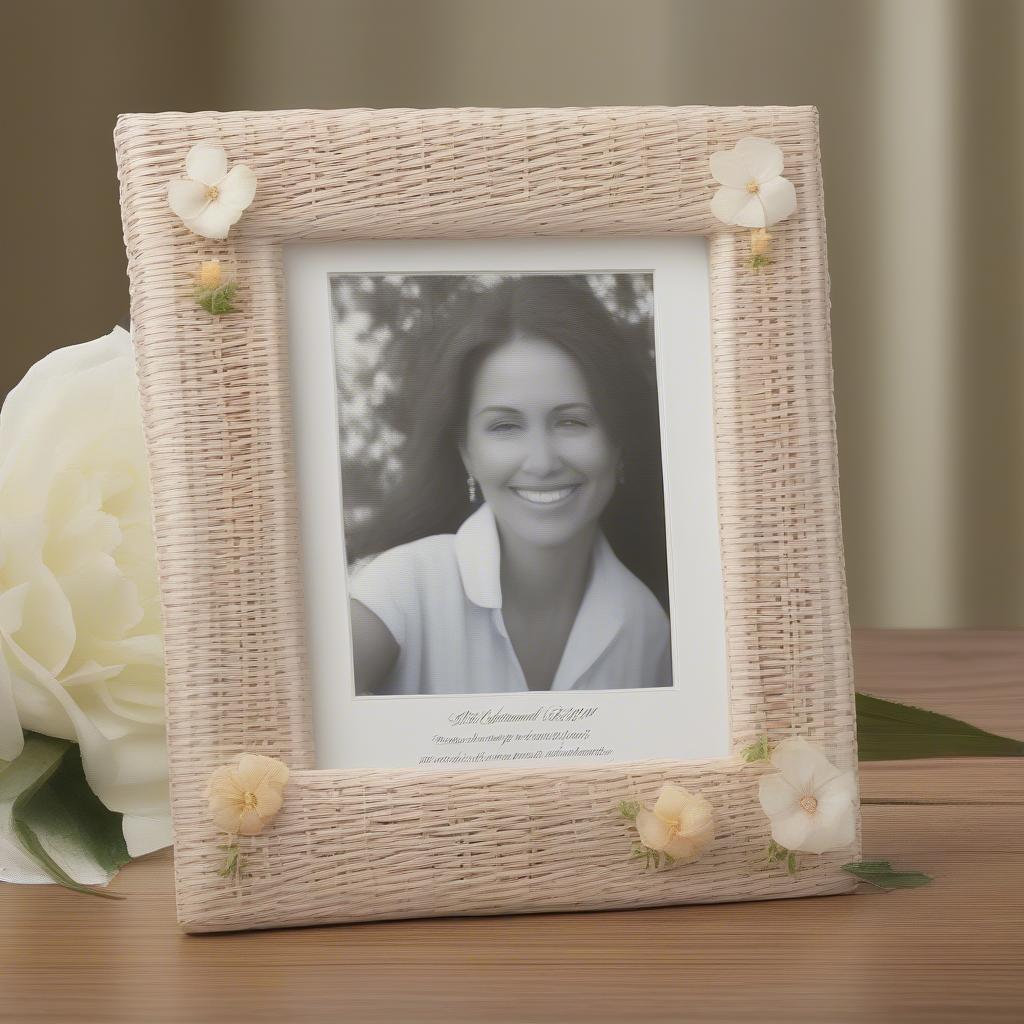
[855,692,1024,760]
[842,859,933,890]
[0,733,129,897]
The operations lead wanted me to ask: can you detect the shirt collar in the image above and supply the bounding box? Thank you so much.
[455,503,504,609]
[454,503,630,690]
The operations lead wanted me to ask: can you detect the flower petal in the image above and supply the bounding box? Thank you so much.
[635,808,671,851]
[211,804,243,833]
[689,817,716,853]
[186,201,240,240]
[664,834,697,862]
[234,753,270,791]
[185,142,228,186]
[215,164,257,213]
[167,179,211,222]
[122,813,173,857]
[0,646,24,762]
[236,807,265,836]
[652,784,689,822]
[261,756,289,788]
[0,326,130,453]
[817,768,858,807]
[208,793,242,817]
[710,185,751,226]
[770,738,840,793]
[254,783,283,819]
[769,806,813,851]
[758,773,800,817]
[206,764,240,798]
[711,187,766,228]
[735,137,784,182]
[677,796,714,836]
[733,196,770,229]
[234,753,289,793]
[709,148,754,188]
[798,803,857,854]
[757,176,798,226]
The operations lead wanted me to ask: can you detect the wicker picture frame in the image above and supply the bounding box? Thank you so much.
[114,106,859,934]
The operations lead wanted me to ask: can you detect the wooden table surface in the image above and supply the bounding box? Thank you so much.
[3,630,1022,1023]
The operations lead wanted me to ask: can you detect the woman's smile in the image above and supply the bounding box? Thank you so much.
[510,484,581,507]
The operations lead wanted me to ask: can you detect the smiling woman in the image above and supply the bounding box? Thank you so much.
[335,273,671,696]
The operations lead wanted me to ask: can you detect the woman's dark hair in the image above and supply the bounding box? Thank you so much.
[348,275,669,610]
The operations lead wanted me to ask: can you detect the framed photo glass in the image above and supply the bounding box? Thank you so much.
[286,237,729,769]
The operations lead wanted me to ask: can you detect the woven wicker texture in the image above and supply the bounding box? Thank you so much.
[114,106,858,933]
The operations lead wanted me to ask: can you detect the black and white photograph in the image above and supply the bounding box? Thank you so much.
[331,272,673,697]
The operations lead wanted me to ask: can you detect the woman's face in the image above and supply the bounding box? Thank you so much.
[460,335,620,550]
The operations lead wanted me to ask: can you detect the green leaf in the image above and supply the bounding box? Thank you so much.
[741,736,771,763]
[217,844,244,880]
[855,692,1024,760]
[842,859,933,890]
[197,282,238,315]
[0,733,129,898]
[618,799,642,821]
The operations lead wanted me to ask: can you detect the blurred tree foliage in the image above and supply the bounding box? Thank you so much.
[331,273,654,533]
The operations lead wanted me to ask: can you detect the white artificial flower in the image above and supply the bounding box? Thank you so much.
[0,326,169,878]
[167,142,257,239]
[758,737,857,854]
[710,137,797,229]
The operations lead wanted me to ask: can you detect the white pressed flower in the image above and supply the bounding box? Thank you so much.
[167,142,257,240]
[710,137,797,229]
[758,737,857,855]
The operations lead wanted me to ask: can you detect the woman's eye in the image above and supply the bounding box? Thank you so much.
[557,417,589,429]
[487,421,520,433]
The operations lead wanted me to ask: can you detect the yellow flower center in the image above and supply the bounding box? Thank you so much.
[799,794,818,814]
[746,180,760,194]
[206,185,220,201]
[241,791,258,810]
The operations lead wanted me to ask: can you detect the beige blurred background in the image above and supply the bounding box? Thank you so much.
[4,0,1021,627]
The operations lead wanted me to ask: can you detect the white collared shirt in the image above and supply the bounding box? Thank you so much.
[349,503,672,695]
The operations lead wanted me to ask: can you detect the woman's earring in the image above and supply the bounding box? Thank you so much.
[467,475,477,503]
[617,460,626,486]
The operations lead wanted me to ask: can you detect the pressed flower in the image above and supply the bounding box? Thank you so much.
[206,753,289,837]
[758,738,857,855]
[196,260,223,289]
[633,784,716,864]
[193,259,238,315]
[750,227,772,258]
[168,142,257,240]
[710,137,797,229]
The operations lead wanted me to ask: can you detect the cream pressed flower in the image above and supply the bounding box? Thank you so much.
[167,143,257,240]
[758,738,857,855]
[196,260,223,289]
[634,785,716,864]
[750,227,772,258]
[207,753,289,836]
[710,137,797,228]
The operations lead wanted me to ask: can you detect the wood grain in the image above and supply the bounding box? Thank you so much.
[2,629,1022,1023]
